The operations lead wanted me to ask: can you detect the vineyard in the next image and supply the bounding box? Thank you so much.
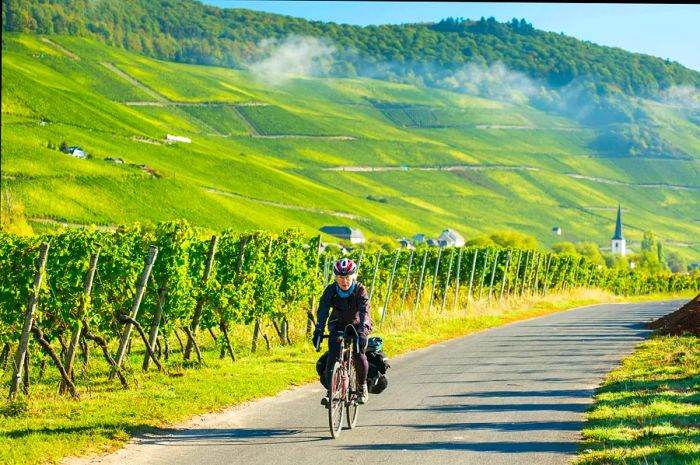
[235,105,334,136]
[368,100,528,128]
[1,220,698,401]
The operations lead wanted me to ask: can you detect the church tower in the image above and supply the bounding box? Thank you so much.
[611,205,626,256]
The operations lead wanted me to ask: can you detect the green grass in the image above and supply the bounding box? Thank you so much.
[0,289,695,465]
[575,335,700,465]
[2,33,699,263]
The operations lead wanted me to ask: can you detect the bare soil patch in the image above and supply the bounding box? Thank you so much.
[648,293,700,336]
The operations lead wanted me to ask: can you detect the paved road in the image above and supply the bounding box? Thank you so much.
[70,300,683,465]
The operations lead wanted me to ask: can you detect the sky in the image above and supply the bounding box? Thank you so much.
[202,2,700,72]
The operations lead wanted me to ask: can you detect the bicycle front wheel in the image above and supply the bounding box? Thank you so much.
[346,358,359,429]
[328,361,345,438]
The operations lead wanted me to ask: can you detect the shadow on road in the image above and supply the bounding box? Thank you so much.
[341,440,576,453]
[375,401,588,413]
[130,427,328,447]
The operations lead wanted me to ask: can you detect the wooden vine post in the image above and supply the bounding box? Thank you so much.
[519,250,531,296]
[307,235,323,335]
[478,249,490,301]
[428,247,443,312]
[252,237,272,354]
[367,250,382,305]
[441,248,455,312]
[532,253,542,295]
[111,246,158,379]
[467,248,478,304]
[143,284,167,370]
[184,235,218,360]
[542,253,553,296]
[412,249,429,313]
[400,248,415,307]
[380,249,400,327]
[9,242,49,400]
[511,250,523,296]
[62,245,102,392]
[499,250,511,300]
[487,250,500,302]
[452,247,463,312]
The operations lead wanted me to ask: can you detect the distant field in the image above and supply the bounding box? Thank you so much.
[2,33,699,262]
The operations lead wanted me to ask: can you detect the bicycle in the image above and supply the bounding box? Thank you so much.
[315,324,361,439]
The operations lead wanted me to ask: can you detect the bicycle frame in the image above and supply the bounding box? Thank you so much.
[316,324,361,438]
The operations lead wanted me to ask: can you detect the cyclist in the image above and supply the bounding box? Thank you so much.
[313,257,372,405]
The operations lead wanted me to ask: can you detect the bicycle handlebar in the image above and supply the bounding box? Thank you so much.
[314,324,361,354]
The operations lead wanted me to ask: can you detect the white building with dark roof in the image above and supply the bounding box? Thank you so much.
[437,228,465,247]
[319,226,365,244]
[611,205,626,256]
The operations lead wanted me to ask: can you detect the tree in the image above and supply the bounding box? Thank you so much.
[665,251,687,273]
[641,231,655,251]
[604,253,629,270]
[489,230,537,249]
[575,242,605,266]
[552,241,576,255]
[464,235,495,247]
[629,250,664,274]
[0,186,33,236]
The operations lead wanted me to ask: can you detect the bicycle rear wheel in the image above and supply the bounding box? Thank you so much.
[328,361,345,438]
[346,358,359,429]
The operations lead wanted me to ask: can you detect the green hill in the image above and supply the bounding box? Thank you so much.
[2,33,700,264]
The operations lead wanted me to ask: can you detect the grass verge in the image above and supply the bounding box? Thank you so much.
[575,335,700,465]
[0,288,694,465]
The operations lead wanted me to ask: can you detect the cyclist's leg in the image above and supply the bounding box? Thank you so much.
[352,350,369,387]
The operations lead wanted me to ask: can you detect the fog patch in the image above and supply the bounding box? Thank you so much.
[436,61,539,105]
[660,85,700,109]
[247,36,336,86]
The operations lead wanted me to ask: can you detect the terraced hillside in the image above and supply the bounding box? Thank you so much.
[2,33,700,262]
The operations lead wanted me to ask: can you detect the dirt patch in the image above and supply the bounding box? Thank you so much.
[40,37,80,61]
[648,293,700,336]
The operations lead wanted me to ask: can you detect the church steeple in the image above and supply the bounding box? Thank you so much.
[612,204,623,240]
[611,204,626,256]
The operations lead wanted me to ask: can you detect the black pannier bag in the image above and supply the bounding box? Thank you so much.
[366,349,390,394]
[316,351,330,389]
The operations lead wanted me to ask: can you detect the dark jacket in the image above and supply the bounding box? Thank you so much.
[316,282,372,334]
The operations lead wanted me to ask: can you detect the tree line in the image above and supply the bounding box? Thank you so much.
[3,0,699,99]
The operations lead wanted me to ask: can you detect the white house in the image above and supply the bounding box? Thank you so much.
[319,226,366,244]
[166,134,192,143]
[437,228,465,247]
[67,146,86,159]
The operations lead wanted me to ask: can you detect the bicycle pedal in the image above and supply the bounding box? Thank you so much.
[320,397,329,407]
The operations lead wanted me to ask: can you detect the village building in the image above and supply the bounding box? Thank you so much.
[437,228,465,247]
[412,233,426,244]
[67,146,86,159]
[166,134,192,143]
[397,238,414,249]
[319,226,365,244]
[611,205,626,256]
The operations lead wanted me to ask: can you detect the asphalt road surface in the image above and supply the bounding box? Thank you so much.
[70,300,683,465]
